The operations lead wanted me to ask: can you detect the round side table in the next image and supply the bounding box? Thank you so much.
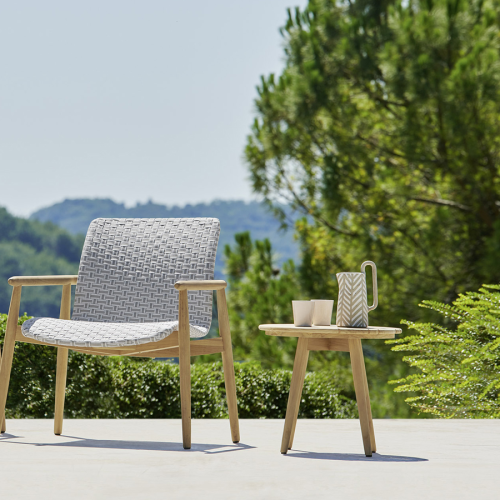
[258,324,402,456]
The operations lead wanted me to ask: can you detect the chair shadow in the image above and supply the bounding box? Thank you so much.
[286,450,428,462]
[2,434,254,454]
[0,433,22,441]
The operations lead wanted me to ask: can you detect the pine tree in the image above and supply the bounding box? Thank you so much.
[245,0,500,326]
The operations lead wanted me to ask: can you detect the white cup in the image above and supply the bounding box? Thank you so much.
[292,300,315,327]
[311,300,334,326]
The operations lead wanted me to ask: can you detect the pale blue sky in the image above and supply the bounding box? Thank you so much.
[1,0,306,216]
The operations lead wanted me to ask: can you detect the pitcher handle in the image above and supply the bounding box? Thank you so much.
[361,261,378,311]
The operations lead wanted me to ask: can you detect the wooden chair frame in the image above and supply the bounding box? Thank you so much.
[0,276,240,449]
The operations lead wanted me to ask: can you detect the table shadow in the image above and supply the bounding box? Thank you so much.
[2,435,254,454]
[286,450,428,462]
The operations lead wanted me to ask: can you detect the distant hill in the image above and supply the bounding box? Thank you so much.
[0,199,298,318]
[0,207,83,317]
[31,198,299,276]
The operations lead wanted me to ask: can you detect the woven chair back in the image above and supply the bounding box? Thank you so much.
[72,218,220,332]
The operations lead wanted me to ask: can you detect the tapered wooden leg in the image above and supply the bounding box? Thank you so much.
[217,289,240,443]
[362,365,376,452]
[0,346,4,433]
[178,290,191,449]
[54,284,71,435]
[54,348,69,435]
[281,337,309,454]
[349,339,374,457]
[0,347,4,433]
[288,355,308,450]
[0,287,22,432]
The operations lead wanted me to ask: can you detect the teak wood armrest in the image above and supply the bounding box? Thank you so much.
[174,280,227,291]
[8,275,79,286]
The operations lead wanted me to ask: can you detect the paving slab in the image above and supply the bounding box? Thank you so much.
[0,419,498,499]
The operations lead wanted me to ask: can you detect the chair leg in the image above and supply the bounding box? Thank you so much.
[53,283,72,435]
[0,348,4,433]
[216,289,240,443]
[0,347,4,433]
[0,286,22,433]
[178,290,191,449]
[54,347,69,435]
[349,339,375,456]
[281,337,309,454]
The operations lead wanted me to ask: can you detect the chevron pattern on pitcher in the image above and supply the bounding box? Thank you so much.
[336,272,369,327]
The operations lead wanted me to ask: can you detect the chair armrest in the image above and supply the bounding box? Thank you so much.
[174,280,227,291]
[8,275,78,286]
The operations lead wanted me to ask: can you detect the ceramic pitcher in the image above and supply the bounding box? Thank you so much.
[336,261,378,328]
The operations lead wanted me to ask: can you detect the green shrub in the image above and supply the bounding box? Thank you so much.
[388,285,500,418]
[107,359,226,419]
[235,363,356,418]
[0,314,119,418]
[1,314,356,419]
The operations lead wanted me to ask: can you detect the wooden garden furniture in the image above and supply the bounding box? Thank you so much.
[258,324,401,456]
[0,218,239,449]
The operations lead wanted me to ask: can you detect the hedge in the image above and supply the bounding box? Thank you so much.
[1,314,357,419]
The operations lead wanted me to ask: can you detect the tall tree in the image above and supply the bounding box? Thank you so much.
[245,0,500,324]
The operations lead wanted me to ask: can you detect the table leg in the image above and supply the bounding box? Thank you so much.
[288,358,308,450]
[363,366,377,453]
[281,338,309,454]
[349,339,375,457]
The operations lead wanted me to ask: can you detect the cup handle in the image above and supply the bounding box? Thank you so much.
[361,261,378,312]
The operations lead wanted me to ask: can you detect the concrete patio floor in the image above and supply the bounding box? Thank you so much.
[0,419,497,499]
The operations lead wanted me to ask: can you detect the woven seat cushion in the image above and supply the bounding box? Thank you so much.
[21,317,207,348]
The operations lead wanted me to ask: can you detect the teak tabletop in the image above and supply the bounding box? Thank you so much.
[259,323,402,456]
[258,324,402,339]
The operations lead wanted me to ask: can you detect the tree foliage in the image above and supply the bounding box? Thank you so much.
[388,284,500,417]
[0,207,83,317]
[224,231,301,368]
[223,232,414,417]
[245,0,500,325]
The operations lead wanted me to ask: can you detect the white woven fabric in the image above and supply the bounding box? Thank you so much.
[21,317,207,348]
[21,218,220,347]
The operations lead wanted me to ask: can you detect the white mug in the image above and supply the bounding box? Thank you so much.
[311,300,334,326]
[292,300,315,327]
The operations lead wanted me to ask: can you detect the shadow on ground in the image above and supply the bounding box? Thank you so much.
[286,450,428,462]
[1,433,425,460]
[0,434,254,454]
[0,433,20,440]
